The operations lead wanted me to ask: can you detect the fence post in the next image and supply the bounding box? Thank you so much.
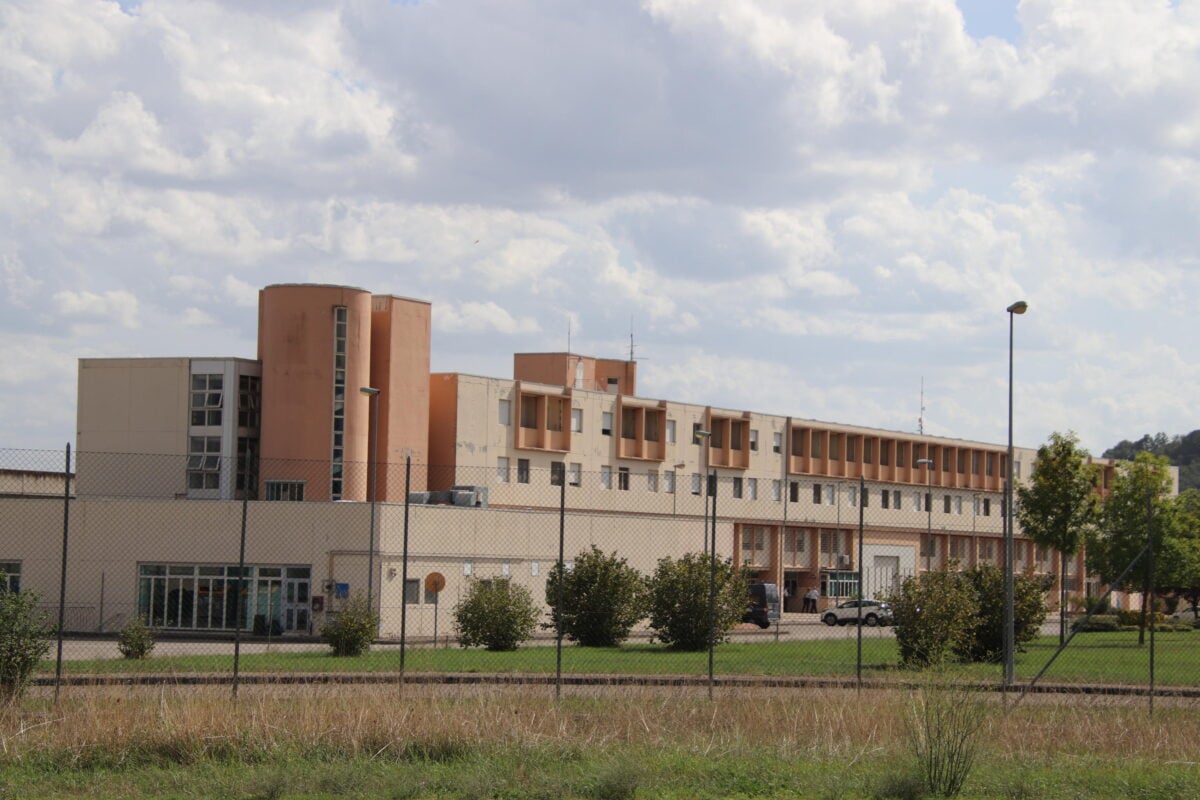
[400,455,412,686]
[857,474,865,691]
[232,445,251,701]
[53,443,72,704]
[707,469,717,702]
[1147,490,1155,717]
[555,471,565,701]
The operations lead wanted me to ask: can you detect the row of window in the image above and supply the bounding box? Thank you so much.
[810,482,1000,516]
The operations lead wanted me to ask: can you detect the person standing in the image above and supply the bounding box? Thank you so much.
[804,587,820,613]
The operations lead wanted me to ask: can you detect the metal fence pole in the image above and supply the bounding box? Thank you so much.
[556,473,565,701]
[399,455,412,687]
[856,474,865,691]
[53,443,72,704]
[707,469,717,702]
[232,445,251,701]
[1147,490,1156,717]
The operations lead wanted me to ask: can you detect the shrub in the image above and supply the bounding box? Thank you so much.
[1116,609,1163,627]
[646,553,749,651]
[0,589,52,702]
[1083,594,1111,615]
[958,565,1048,663]
[1071,614,1120,632]
[889,571,978,668]
[904,678,989,798]
[320,592,379,657]
[454,578,539,651]
[545,546,646,647]
[117,617,156,659]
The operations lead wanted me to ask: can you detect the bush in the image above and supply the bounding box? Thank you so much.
[1071,614,1120,632]
[890,571,978,668]
[646,553,749,651]
[546,547,646,647]
[958,565,1048,663]
[117,617,156,659]
[320,592,379,657]
[1083,594,1111,615]
[454,578,539,651]
[905,678,989,798]
[0,589,52,702]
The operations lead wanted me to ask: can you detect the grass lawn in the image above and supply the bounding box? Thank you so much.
[43,629,1199,688]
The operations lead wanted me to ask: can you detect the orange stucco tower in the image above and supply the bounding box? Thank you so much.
[257,284,430,502]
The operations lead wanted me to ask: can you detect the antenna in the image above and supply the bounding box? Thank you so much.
[918,377,926,435]
[567,317,571,355]
[628,315,636,362]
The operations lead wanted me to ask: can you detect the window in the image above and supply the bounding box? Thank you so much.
[880,440,890,466]
[691,473,702,495]
[783,528,808,567]
[847,486,858,507]
[730,421,743,450]
[986,453,995,477]
[568,463,581,487]
[601,466,613,490]
[664,470,676,494]
[265,480,304,501]
[618,467,630,491]
[812,483,822,504]
[920,537,939,558]
[648,471,659,492]
[881,490,890,509]
[862,489,869,508]
[405,579,421,604]
[943,448,952,472]
[750,429,759,451]
[810,433,822,458]
[710,423,724,448]
[958,450,967,474]
[747,478,758,500]
[732,477,743,499]
[621,407,637,440]
[896,442,907,468]
[0,561,19,592]
[820,530,846,568]
[571,408,583,433]
[943,494,951,513]
[741,526,769,566]
[645,413,660,442]
[863,439,874,464]
[829,434,841,460]
[138,564,309,632]
[1015,461,1022,479]
[954,496,963,515]
[982,498,991,516]
[773,432,783,454]
[824,484,834,505]
[496,457,510,483]
[847,436,858,462]
[550,462,565,487]
[517,459,531,484]
[190,373,223,426]
[520,396,538,429]
[498,399,511,425]
[913,492,922,512]
[547,399,564,432]
[772,479,782,501]
[187,436,221,490]
[602,412,613,436]
[950,538,969,564]
[666,419,677,443]
[892,490,901,509]
[330,306,346,499]
[237,375,261,428]
[979,540,996,564]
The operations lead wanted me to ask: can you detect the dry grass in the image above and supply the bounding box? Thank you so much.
[1,683,1196,773]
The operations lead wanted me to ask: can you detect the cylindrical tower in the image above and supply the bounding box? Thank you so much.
[258,284,373,501]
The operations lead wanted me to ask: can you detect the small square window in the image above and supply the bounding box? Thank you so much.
[498,399,511,425]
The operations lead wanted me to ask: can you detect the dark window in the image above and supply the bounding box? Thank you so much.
[517,459,530,484]
[550,462,565,487]
[790,481,800,503]
[812,483,822,504]
[618,467,630,491]
[944,495,952,514]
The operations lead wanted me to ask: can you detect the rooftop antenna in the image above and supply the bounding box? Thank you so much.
[567,317,571,355]
[628,315,636,362]
[918,377,926,435]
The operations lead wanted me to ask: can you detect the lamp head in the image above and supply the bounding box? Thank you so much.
[1006,301,1028,315]
[916,458,933,466]
[359,386,380,397]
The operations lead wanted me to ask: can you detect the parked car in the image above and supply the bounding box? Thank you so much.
[1169,606,1200,624]
[821,599,892,627]
[742,582,781,629]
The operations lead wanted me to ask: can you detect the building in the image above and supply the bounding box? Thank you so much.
[4,281,1153,637]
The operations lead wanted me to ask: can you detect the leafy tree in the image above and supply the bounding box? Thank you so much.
[454,578,539,651]
[1157,489,1200,617]
[0,589,52,702]
[958,564,1049,663]
[545,546,646,647]
[646,553,749,651]
[889,570,978,668]
[1103,429,1200,492]
[1017,431,1099,644]
[1086,452,1175,644]
[319,592,379,657]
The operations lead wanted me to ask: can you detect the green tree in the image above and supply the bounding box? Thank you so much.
[1016,431,1099,644]
[646,553,749,651]
[1157,489,1200,618]
[454,578,539,651]
[1086,452,1175,644]
[545,546,646,647]
[0,589,52,702]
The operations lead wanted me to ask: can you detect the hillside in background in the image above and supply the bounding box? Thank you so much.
[1102,431,1200,492]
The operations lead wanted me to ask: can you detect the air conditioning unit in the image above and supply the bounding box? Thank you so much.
[837,554,851,568]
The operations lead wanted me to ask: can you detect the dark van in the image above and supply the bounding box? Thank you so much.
[742,582,781,629]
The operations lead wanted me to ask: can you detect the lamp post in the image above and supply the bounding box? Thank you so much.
[1004,300,1028,689]
[695,430,711,549]
[360,387,380,621]
[916,458,934,572]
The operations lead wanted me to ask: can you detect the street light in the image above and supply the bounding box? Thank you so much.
[360,386,381,622]
[916,458,934,572]
[1004,300,1027,689]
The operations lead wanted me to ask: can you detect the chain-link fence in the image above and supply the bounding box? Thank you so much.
[0,447,1190,704]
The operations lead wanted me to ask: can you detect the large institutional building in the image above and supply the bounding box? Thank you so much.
[5,283,1148,638]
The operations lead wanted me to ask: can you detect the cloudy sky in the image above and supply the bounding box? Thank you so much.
[2,0,1198,458]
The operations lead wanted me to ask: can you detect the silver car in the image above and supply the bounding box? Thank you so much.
[821,599,892,627]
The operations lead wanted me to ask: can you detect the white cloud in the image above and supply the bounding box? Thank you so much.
[181,307,216,326]
[223,276,259,307]
[52,289,140,329]
[434,301,541,336]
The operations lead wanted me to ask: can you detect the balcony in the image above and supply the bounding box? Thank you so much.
[513,382,572,453]
[615,397,667,461]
